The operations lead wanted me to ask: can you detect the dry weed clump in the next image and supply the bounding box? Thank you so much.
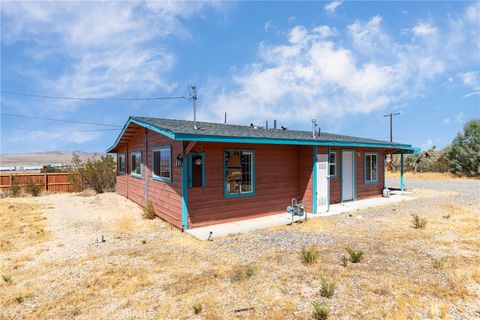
[142,200,156,220]
[300,247,319,264]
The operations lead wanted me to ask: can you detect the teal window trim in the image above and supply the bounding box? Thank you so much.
[117,153,126,175]
[188,152,205,188]
[152,145,172,183]
[130,150,142,179]
[224,149,255,198]
[329,151,337,178]
[364,152,379,184]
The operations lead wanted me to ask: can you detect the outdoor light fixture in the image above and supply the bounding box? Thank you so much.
[176,154,183,167]
[194,158,202,166]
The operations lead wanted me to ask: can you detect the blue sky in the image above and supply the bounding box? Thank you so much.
[1,1,479,154]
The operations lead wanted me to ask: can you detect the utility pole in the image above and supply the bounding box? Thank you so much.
[383,112,400,142]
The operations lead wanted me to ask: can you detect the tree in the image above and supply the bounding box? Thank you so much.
[69,153,116,193]
[447,119,480,177]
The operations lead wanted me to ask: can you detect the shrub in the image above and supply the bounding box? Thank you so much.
[411,214,427,229]
[300,247,319,264]
[10,176,20,197]
[312,301,329,320]
[433,258,446,270]
[142,201,156,220]
[229,264,255,283]
[25,178,41,197]
[346,248,364,263]
[447,119,480,177]
[2,274,12,283]
[193,302,203,314]
[70,153,116,193]
[341,255,348,267]
[320,277,336,298]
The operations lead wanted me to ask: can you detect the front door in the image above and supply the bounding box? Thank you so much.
[316,154,329,212]
[342,151,355,201]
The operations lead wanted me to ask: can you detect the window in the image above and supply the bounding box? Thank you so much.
[329,151,337,178]
[189,152,205,188]
[365,152,378,183]
[130,151,142,177]
[117,153,126,174]
[224,149,255,197]
[152,146,171,182]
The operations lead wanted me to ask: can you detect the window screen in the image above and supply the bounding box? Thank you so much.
[131,151,142,176]
[365,153,378,182]
[329,152,336,177]
[117,154,126,174]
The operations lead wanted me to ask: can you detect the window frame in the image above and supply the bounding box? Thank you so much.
[117,153,126,175]
[152,145,172,183]
[130,150,142,178]
[329,151,337,178]
[223,149,255,198]
[188,152,205,188]
[364,152,378,184]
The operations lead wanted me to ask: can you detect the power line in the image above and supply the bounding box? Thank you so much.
[1,113,123,127]
[1,90,188,101]
[1,125,120,132]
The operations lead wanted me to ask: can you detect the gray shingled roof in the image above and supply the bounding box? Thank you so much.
[131,116,410,147]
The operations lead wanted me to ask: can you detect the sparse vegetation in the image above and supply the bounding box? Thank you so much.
[25,178,41,197]
[447,119,480,177]
[300,247,319,264]
[411,214,427,229]
[70,153,116,193]
[9,176,20,197]
[312,301,329,320]
[142,201,156,220]
[346,248,364,263]
[319,277,336,298]
[229,264,256,283]
[2,274,12,283]
[341,255,348,267]
[433,258,447,270]
[193,302,203,314]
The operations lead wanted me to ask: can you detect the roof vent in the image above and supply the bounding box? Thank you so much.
[274,120,277,129]
[312,119,317,138]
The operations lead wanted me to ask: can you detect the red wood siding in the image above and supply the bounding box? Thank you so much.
[187,143,305,227]
[298,146,314,213]
[115,128,183,228]
[329,147,384,204]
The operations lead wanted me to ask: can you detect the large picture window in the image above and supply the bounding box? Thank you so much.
[365,152,378,183]
[152,146,171,182]
[329,151,337,178]
[224,149,255,197]
[117,153,126,174]
[130,151,142,177]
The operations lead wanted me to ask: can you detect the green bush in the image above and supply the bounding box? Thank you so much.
[25,178,41,197]
[320,277,336,298]
[9,176,20,197]
[312,301,329,320]
[447,119,480,177]
[346,248,364,263]
[70,153,116,193]
[193,302,203,314]
[300,247,319,264]
[341,255,348,267]
[411,214,427,229]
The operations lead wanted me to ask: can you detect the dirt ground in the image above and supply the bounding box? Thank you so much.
[1,183,479,319]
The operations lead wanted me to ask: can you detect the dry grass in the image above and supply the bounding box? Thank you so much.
[385,171,477,180]
[0,192,479,319]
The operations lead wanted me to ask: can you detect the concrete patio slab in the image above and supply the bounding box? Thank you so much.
[186,192,415,240]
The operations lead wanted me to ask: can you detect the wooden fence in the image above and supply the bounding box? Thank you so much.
[0,172,82,194]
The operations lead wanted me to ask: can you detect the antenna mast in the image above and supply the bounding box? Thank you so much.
[189,84,198,130]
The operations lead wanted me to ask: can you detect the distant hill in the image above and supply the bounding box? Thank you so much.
[0,151,105,167]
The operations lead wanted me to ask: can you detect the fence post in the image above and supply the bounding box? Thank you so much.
[45,173,48,192]
[80,173,84,191]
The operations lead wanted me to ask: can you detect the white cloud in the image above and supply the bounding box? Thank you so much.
[422,139,434,150]
[412,22,437,37]
[443,118,451,124]
[264,20,273,31]
[455,112,465,123]
[324,0,343,13]
[1,1,221,103]
[459,71,479,88]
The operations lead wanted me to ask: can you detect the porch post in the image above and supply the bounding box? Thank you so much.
[400,152,404,192]
[312,146,317,214]
[181,142,189,230]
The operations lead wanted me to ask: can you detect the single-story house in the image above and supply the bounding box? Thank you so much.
[106,117,418,230]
